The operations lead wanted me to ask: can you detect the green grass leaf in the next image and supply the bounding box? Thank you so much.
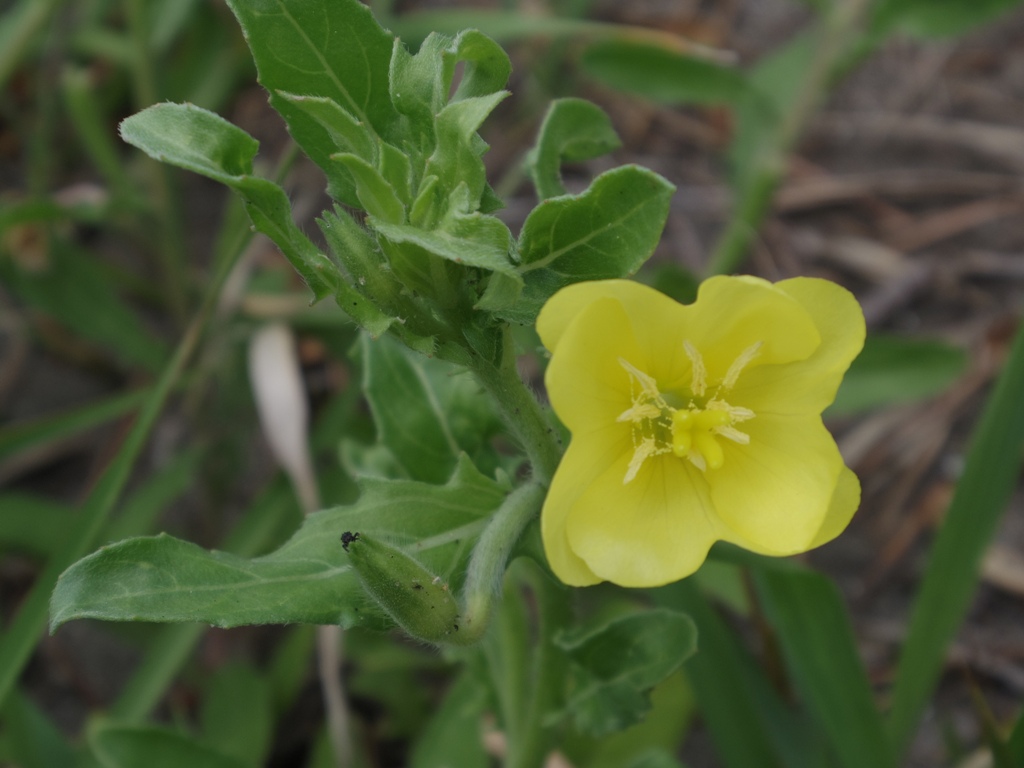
[886,316,1024,756]
[828,334,967,416]
[200,664,273,767]
[89,723,246,768]
[50,458,503,631]
[756,568,894,768]
[654,579,823,768]
[871,0,1024,37]
[582,40,750,106]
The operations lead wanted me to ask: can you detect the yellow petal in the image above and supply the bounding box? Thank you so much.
[564,455,725,587]
[540,433,624,586]
[807,466,861,549]
[685,276,822,381]
[543,294,639,437]
[537,279,677,355]
[710,413,843,554]
[730,277,866,415]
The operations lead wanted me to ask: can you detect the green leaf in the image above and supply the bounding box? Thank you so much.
[654,579,822,768]
[370,211,517,278]
[887,312,1024,756]
[755,569,894,768]
[89,723,246,768]
[526,97,622,201]
[333,152,406,223]
[50,457,504,630]
[556,609,697,737]
[359,333,502,483]
[200,664,273,767]
[390,30,510,147]
[871,0,1024,37]
[276,92,376,163]
[121,103,392,331]
[425,91,509,208]
[223,0,398,202]
[582,40,750,106]
[829,334,967,416]
[410,671,491,768]
[505,165,675,324]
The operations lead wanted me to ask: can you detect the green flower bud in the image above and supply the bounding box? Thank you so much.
[341,532,462,644]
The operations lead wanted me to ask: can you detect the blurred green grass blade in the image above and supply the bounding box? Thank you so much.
[62,66,137,202]
[0,688,77,768]
[755,569,894,768]
[871,0,1024,37]
[0,242,170,372]
[1007,708,1024,765]
[0,0,61,89]
[200,664,273,767]
[0,495,72,558]
[88,722,246,768]
[103,448,203,545]
[654,580,820,768]
[887,318,1024,755]
[828,334,967,416]
[0,388,148,465]
[581,40,749,106]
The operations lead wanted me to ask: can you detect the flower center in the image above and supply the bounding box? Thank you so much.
[617,340,760,483]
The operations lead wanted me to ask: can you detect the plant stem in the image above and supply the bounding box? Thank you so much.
[453,482,545,645]
[470,330,563,485]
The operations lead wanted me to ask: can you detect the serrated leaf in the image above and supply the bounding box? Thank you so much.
[425,91,509,207]
[360,334,502,482]
[50,458,504,631]
[503,165,675,324]
[556,609,697,737]
[223,0,399,203]
[526,97,622,201]
[582,40,750,106]
[391,30,510,150]
[89,724,246,768]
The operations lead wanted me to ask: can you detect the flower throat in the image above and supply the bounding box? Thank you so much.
[617,340,761,483]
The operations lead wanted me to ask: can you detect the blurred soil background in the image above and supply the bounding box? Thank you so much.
[2,0,1024,765]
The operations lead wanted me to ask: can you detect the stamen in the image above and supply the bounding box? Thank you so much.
[618,357,666,408]
[683,341,707,398]
[714,425,750,445]
[617,402,662,423]
[624,438,658,484]
[722,341,763,389]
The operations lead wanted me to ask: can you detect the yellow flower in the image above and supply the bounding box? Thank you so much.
[537,276,865,587]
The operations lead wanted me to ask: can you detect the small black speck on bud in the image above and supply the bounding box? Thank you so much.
[340,531,360,551]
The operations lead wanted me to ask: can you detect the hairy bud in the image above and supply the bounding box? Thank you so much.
[342,532,462,644]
